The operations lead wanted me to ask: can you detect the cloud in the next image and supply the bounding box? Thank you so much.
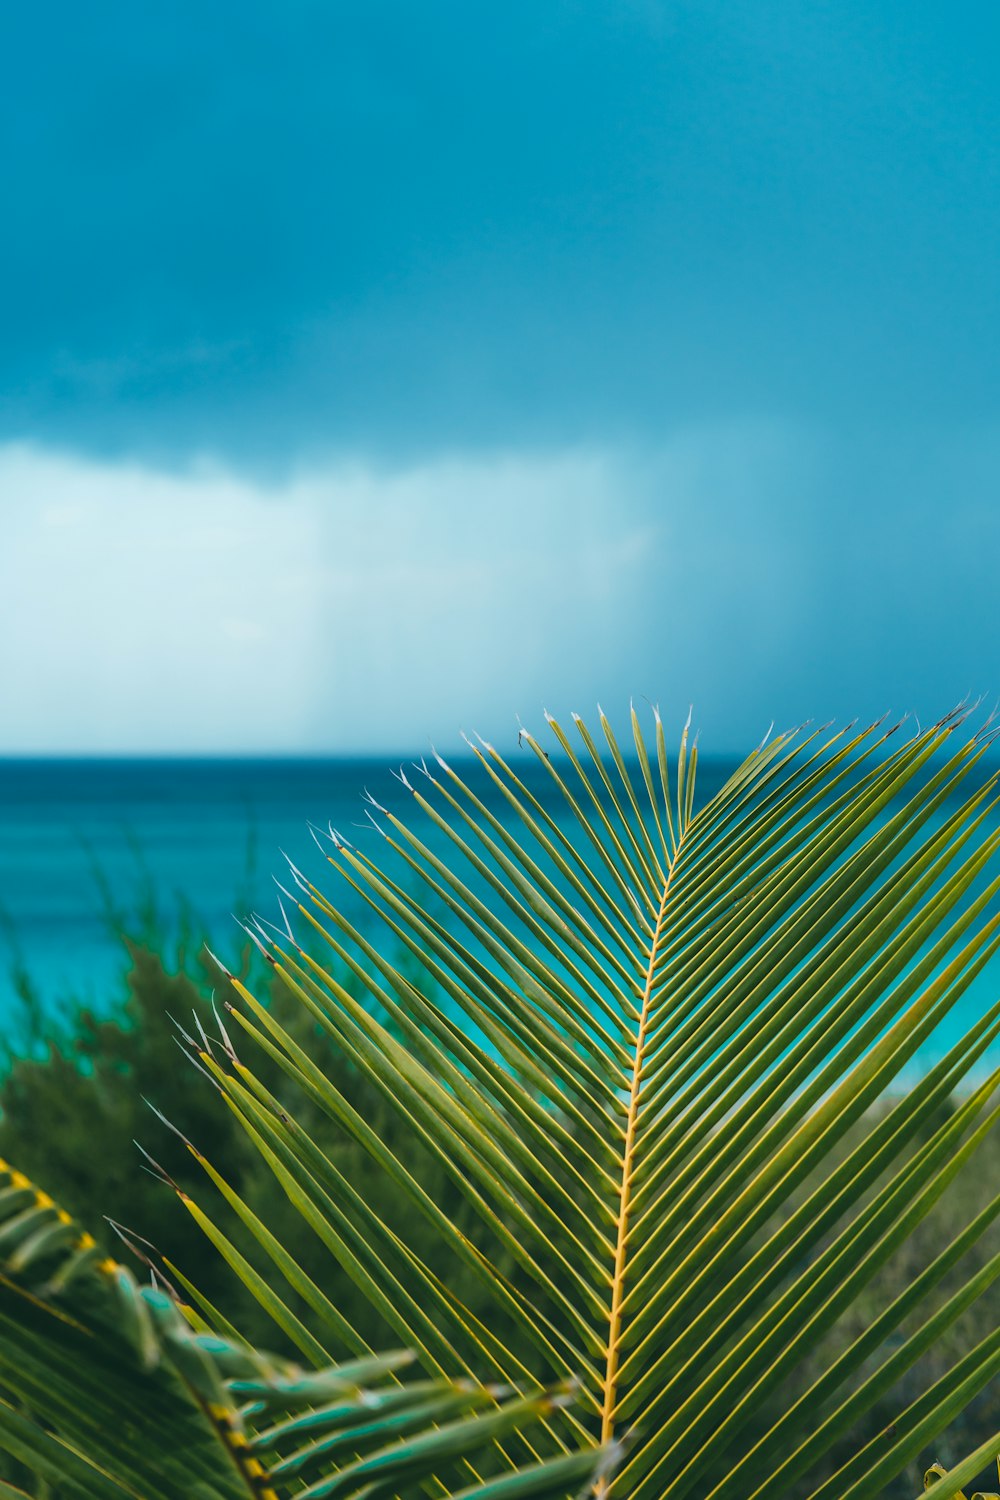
[5,417,995,757]
[0,422,828,753]
[0,441,674,752]
[0,446,323,751]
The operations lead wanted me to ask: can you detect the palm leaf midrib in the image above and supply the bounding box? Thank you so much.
[598,821,686,1458]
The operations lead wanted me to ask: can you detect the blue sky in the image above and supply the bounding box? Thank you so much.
[2,2,999,752]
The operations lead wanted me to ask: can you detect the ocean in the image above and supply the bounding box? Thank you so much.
[0,754,997,1079]
[2,753,689,1020]
[0,755,526,1020]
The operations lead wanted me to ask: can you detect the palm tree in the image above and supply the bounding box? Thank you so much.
[3,704,1000,1499]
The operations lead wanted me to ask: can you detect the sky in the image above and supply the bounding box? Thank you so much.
[2,1,999,754]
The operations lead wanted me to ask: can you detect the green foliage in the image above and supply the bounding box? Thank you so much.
[171,706,1000,1498]
[0,1160,604,1499]
[0,940,500,1357]
[5,705,1000,1498]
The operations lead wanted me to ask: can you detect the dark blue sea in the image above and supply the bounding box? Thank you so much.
[0,755,997,1081]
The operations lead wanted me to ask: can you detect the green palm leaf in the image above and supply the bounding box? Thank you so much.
[0,1161,608,1498]
[180,704,1000,1498]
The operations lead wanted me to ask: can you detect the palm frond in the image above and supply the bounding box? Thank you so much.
[0,1160,609,1498]
[182,704,1000,1497]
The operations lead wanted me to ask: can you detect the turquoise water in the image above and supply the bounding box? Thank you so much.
[3,754,722,1018]
[0,756,557,1017]
[0,754,998,1082]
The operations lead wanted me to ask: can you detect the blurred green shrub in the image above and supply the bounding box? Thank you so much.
[0,929,500,1354]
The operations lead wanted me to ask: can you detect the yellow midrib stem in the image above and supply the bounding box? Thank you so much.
[597,860,676,1487]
